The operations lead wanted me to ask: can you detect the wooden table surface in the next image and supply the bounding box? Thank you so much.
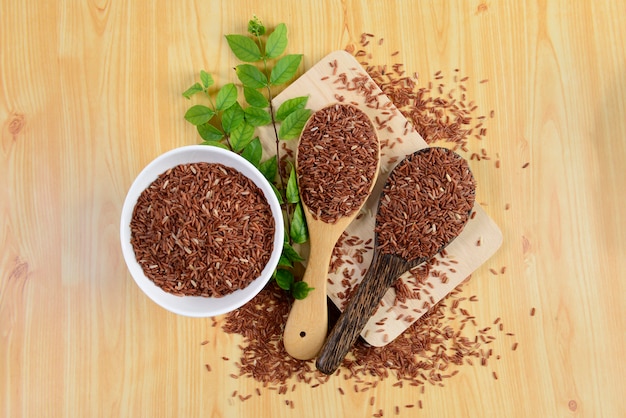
[2,1,625,417]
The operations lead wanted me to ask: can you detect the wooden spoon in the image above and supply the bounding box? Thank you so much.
[283,103,380,360]
[316,147,476,374]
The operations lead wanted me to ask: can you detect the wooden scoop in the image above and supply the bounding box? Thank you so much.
[283,103,380,360]
[316,147,476,374]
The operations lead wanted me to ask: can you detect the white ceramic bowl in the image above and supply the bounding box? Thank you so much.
[120,145,284,317]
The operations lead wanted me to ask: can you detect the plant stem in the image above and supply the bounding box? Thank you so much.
[224,134,234,152]
[258,34,293,243]
[204,90,217,109]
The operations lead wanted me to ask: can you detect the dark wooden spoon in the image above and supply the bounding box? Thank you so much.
[315,147,476,375]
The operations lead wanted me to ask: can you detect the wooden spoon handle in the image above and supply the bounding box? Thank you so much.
[283,240,333,360]
[315,253,407,374]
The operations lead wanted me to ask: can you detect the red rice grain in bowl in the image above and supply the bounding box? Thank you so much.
[130,162,275,298]
[120,145,284,317]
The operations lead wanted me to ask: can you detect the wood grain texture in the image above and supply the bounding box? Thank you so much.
[2,1,626,417]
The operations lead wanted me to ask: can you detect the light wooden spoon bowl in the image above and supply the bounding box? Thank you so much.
[283,103,380,360]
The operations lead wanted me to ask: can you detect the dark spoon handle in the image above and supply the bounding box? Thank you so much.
[316,252,414,375]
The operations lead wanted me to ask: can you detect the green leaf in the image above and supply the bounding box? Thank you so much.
[276,96,309,121]
[184,105,215,126]
[270,54,302,85]
[265,23,288,59]
[225,34,262,62]
[197,122,224,142]
[274,269,294,291]
[244,107,272,127]
[270,182,284,204]
[230,121,255,152]
[283,242,304,263]
[286,166,300,204]
[236,64,268,88]
[240,137,262,167]
[201,140,229,150]
[290,202,309,244]
[248,16,266,36]
[200,70,213,89]
[279,108,311,140]
[292,281,314,300]
[215,83,238,111]
[258,155,278,183]
[278,254,293,268]
[221,102,245,134]
[243,86,269,108]
[183,82,203,99]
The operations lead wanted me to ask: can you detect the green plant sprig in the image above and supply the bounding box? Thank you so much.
[182,17,313,300]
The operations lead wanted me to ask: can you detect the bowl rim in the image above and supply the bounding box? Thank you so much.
[120,145,284,317]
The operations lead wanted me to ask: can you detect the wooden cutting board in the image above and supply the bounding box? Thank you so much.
[257,50,502,346]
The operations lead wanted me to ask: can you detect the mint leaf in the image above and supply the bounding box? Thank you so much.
[279,108,311,140]
[270,54,302,85]
[265,23,288,59]
[278,254,293,268]
[290,202,309,244]
[240,137,262,167]
[275,96,309,121]
[270,182,284,204]
[183,82,203,99]
[184,105,215,125]
[225,34,262,62]
[258,155,277,182]
[197,122,224,142]
[283,242,304,263]
[236,64,268,89]
[200,70,213,89]
[215,83,238,111]
[201,140,229,149]
[275,269,294,291]
[286,166,299,204]
[221,102,245,134]
[292,281,314,300]
[243,86,269,108]
[230,121,255,152]
[244,107,271,127]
